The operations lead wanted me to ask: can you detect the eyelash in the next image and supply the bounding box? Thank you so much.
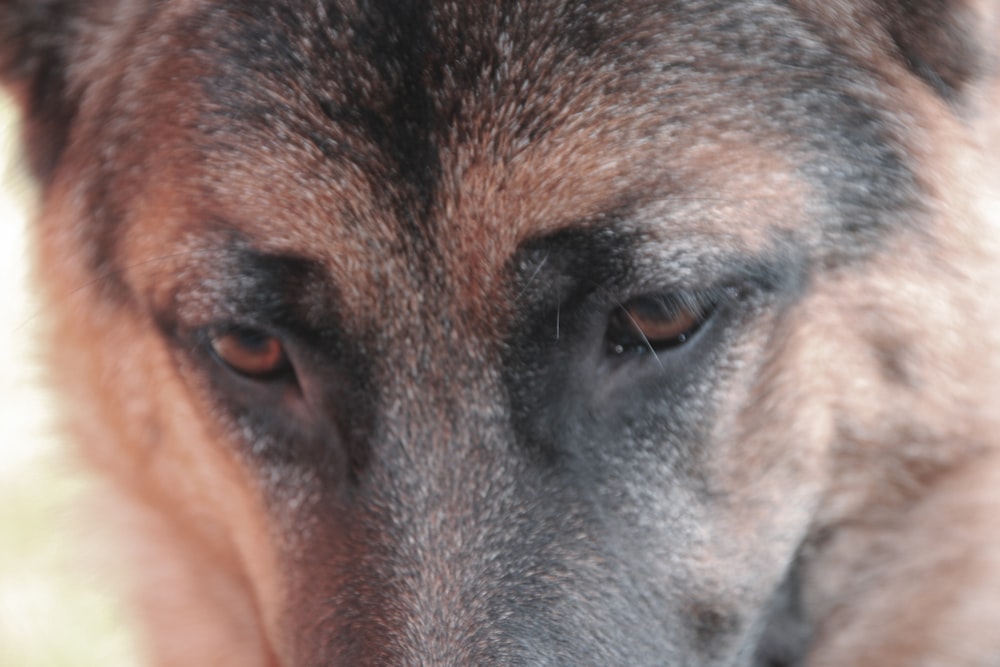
[604,286,738,357]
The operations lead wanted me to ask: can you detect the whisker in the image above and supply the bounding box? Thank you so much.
[555,290,561,342]
[614,297,664,370]
[513,251,549,303]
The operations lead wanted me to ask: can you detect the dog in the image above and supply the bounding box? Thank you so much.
[3,0,1000,664]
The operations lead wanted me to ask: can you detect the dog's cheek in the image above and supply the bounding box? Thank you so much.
[33,190,289,665]
[806,453,1000,666]
[707,305,835,546]
[787,190,1000,659]
[532,298,836,661]
[680,306,837,657]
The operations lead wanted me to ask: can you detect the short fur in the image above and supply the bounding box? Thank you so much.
[2,0,1000,665]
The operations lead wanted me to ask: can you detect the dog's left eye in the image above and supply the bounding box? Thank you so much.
[209,327,291,379]
[606,293,715,355]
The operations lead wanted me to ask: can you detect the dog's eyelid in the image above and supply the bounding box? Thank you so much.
[605,288,723,356]
[205,324,295,381]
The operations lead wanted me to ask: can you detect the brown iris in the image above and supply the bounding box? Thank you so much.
[210,327,290,378]
[606,294,711,355]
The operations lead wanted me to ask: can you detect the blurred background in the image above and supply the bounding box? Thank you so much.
[0,95,141,665]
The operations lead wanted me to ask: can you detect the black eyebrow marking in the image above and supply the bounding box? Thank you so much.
[215,250,350,351]
[221,250,328,320]
[511,222,807,310]
[148,234,341,343]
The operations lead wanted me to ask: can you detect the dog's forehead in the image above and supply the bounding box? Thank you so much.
[116,0,912,318]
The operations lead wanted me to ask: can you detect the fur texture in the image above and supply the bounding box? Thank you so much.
[2,0,1000,665]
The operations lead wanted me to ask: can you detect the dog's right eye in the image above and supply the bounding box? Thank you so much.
[605,292,717,356]
[209,327,291,380]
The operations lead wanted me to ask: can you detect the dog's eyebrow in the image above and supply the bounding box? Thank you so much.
[226,248,340,327]
[157,239,341,338]
[513,222,805,301]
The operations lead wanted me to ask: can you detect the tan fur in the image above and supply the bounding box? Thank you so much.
[5,0,1000,664]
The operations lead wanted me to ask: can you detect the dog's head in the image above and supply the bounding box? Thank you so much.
[3,1,1000,664]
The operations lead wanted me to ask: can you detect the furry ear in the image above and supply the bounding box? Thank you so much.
[881,0,996,100]
[0,0,80,179]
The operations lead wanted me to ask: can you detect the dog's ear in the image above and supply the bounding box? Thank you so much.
[880,0,998,101]
[0,0,82,179]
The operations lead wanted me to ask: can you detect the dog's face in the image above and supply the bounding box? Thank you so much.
[4,1,1000,665]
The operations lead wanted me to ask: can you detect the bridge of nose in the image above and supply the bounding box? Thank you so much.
[351,370,569,664]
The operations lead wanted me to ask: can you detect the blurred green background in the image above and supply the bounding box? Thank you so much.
[0,95,142,665]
